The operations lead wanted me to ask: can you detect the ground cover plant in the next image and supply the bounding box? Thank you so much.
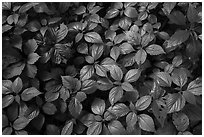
[2,2,202,135]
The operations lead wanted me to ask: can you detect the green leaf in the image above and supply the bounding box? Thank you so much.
[124,69,141,83]
[119,42,135,54]
[2,2,11,10]
[13,117,30,130]
[155,72,172,87]
[81,79,97,94]
[61,120,74,135]
[110,65,123,81]
[182,104,202,121]
[114,33,126,44]
[77,43,88,54]
[68,98,82,118]
[182,91,196,105]
[168,10,186,25]
[26,64,37,78]
[162,2,176,15]
[95,64,107,77]
[91,44,104,60]
[119,17,131,30]
[2,24,13,33]
[187,3,199,23]
[171,68,187,87]
[105,8,120,19]
[3,62,25,79]
[43,102,57,115]
[146,44,165,55]
[80,65,94,81]
[124,7,138,18]
[26,20,41,32]
[108,103,129,117]
[135,95,152,111]
[61,76,81,91]
[87,122,102,135]
[3,127,13,135]
[56,23,68,43]
[2,95,14,108]
[2,80,12,94]
[80,113,95,127]
[186,77,202,95]
[166,30,190,51]
[166,93,185,113]
[96,78,113,91]
[21,87,41,101]
[110,46,120,61]
[75,5,86,15]
[24,39,38,55]
[172,112,189,132]
[84,32,103,43]
[75,92,87,102]
[109,86,123,105]
[105,30,116,41]
[121,82,135,91]
[27,53,40,64]
[108,120,126,135]
[91,98,105,115]
[12,77,23,94]
[126,112,137,127]
[152,99,167,127]
[19,2,39,13]
[172,55,182,67]
[135,48,147,65]
[2,114,9,128]
[46,124,60,135]
[138,114,155,132]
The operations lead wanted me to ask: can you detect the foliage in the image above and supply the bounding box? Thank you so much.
[2,2,202,135]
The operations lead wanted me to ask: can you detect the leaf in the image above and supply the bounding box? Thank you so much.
[95,64,107,77]
[119,17,131,30]
[124,7,138,18]
[19,2,39,13]
[75,92,87,102]
[105,30,116,41]
[2,95,14,108]
[3,62,25,79]
[141,33,154,47]
[108,103,130,117]
[135,95,152,111]
[172,112,189,132]
[80,65,94,81]
[110,65,123,81]
[162,2,177,15]
[26,64,37,78]
[166,30,190,51]
[110,46,120,61]
[97,78,113,91]
[119,42,135,54]
[2,2,11,10]
[91,44,104,60]
[33,2,53,15]
[108,120,126,135]
[2,80,12,94]
[56,23,68,43]
[166,93,185,113]
[26,20,41,32]
[124,69,141,83]
[186,77,202,95]
[114,33,126,44]
[152,100,167,127]
[105,8,120,19]
[135,48,147,65]
[27,53,40,64]
[146,44,165,55]
[68,98,82,118]
[121,82,135,92]
[13,117,30,130]
[2,24,13,33]
[155,72,172,87]
[171,68,187,87]
[24,39,38,55]
[91,98,106,115]
[81,79,97,94]
[187,3,199,23]
[168,10,186,25]
[61,120,74,135]
[87,122,102,135]
[172,55,182,67]
[138,114,155,132]
[126,112,137,127]
[109,86,124,105]
[75,5,86,15]
[84,32,103,43]
[12,77,23,94]
[21,87,41,101]
[80,113,95,127]
[61,76,81,91]
[43,102,57,115]
[77,43,88,55]
[182,91,196,105]
[182,104,202,121]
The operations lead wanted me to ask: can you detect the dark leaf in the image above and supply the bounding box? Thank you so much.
[42,102,57,115]
[26,20,41,32]
[21,87,41,101]
[27,53,40,64]
[172,112,189,131]
[68,98,82,118]
[12,77,23,94]
[168,11,186,25]
[19,2,39,13]
[187,3,199,23]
